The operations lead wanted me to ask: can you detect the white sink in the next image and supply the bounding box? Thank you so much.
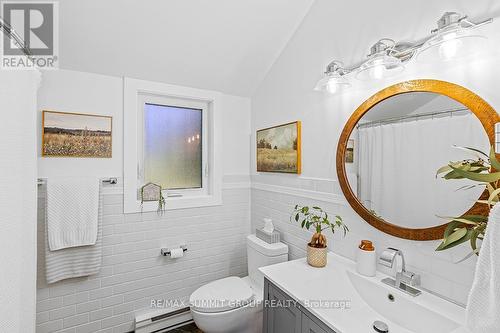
[260,253,468,333]
[347,270,460,333]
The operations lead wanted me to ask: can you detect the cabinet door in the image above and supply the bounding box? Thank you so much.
[264,282,302,333]
[302,313,329,333]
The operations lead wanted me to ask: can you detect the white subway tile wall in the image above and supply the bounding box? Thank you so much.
[37,174,477,332]
[37,185,250,333]
[250,174,477,305]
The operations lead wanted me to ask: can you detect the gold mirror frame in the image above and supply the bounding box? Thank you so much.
[336,79,500,240]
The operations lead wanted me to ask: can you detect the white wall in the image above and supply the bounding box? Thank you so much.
[251,0,500,304]
[37,186,250,333]
[0,71,39,333]
[36,69,252,332]
[38,70,251,179]
[37,70,123,179]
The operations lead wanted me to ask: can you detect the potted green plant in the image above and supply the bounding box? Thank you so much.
[435,146,500,257]
[291,205,348,267]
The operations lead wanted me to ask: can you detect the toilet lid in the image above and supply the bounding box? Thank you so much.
[189,276,254,313]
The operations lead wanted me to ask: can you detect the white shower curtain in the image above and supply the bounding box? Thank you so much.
[357,113,489,229]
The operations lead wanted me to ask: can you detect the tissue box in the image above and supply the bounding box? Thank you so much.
[256,228,281,244]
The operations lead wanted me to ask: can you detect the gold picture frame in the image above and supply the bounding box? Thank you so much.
[42,110,113,158]
[256,121,301,174]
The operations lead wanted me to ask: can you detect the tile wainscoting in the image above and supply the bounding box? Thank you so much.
[250,174,477,306]
[36,176,250,333]
[35,173,477,333]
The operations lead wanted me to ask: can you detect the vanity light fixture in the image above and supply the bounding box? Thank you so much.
[314,60,351,94]
[355,39,404,81]
[417,12,491,62]
[315,12,493,94]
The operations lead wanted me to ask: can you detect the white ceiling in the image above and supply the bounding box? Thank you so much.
[58,0,314,96]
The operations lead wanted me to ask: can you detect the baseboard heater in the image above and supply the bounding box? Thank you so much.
[135,307,193,333]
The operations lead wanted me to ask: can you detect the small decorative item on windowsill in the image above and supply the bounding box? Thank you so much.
[291,205,348,268]
[140,182,166,215]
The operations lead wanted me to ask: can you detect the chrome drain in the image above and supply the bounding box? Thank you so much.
[373,320,389,333]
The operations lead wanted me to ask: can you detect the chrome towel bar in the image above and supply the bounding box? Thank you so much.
[37,177,118,185]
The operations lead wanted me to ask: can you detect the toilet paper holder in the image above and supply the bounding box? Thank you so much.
[160,244,188,256]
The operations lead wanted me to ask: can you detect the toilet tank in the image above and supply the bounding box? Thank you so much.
[246,234,288,291]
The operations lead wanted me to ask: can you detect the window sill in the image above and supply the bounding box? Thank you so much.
[128,194,223,213]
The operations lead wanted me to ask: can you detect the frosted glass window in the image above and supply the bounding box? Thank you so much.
[143,103,202,189]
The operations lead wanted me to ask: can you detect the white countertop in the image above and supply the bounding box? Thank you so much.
[259,252,470,333]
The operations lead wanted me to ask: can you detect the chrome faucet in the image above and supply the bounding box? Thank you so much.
[379,247,421,296]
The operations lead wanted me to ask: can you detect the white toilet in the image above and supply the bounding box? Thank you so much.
[189,234,288,333]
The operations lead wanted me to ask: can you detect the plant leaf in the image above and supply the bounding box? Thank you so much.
[453,145,488,158]
[442,163,474,179]
[477,200,492,205]
[459,215,488,222]
[442,221,465,238]
[449,166,500,183]
[488,187,500,205]
[443,170,464,180]
[436,164,453,177]
[490,146,500,171]
[436,216,478,225]
[471,224,486,251]
[470,228,480,251]
[487,183,495,195]
[436,228,470,251]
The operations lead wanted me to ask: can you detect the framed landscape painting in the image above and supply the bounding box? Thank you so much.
[257,121,301,173]
[345,139,354,163]
[42,111,112,158]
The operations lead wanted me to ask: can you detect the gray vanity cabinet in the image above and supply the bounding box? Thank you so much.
[264,279,302,333]
[263,278,337,333]
[301,314,329,333]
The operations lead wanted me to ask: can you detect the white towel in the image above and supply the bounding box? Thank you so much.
[466,204,500,332]
[43,186,103,284]
[47,178,99,250]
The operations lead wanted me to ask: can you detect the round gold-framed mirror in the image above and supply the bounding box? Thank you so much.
[336,79,499,240]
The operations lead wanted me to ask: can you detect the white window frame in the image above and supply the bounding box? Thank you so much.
[137,94,208,197]
[124,78,223,213]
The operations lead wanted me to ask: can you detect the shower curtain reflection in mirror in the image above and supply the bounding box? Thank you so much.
[354,112,489,229]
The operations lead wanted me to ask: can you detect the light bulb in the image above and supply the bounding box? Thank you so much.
[326,80,338,94]
[438,34,463,60]
[371,65,385,79]
[188,138,191,143]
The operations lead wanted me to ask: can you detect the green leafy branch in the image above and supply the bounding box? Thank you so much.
[435,146,499,254]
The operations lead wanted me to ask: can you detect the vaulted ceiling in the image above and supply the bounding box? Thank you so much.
[58,0,314,96]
